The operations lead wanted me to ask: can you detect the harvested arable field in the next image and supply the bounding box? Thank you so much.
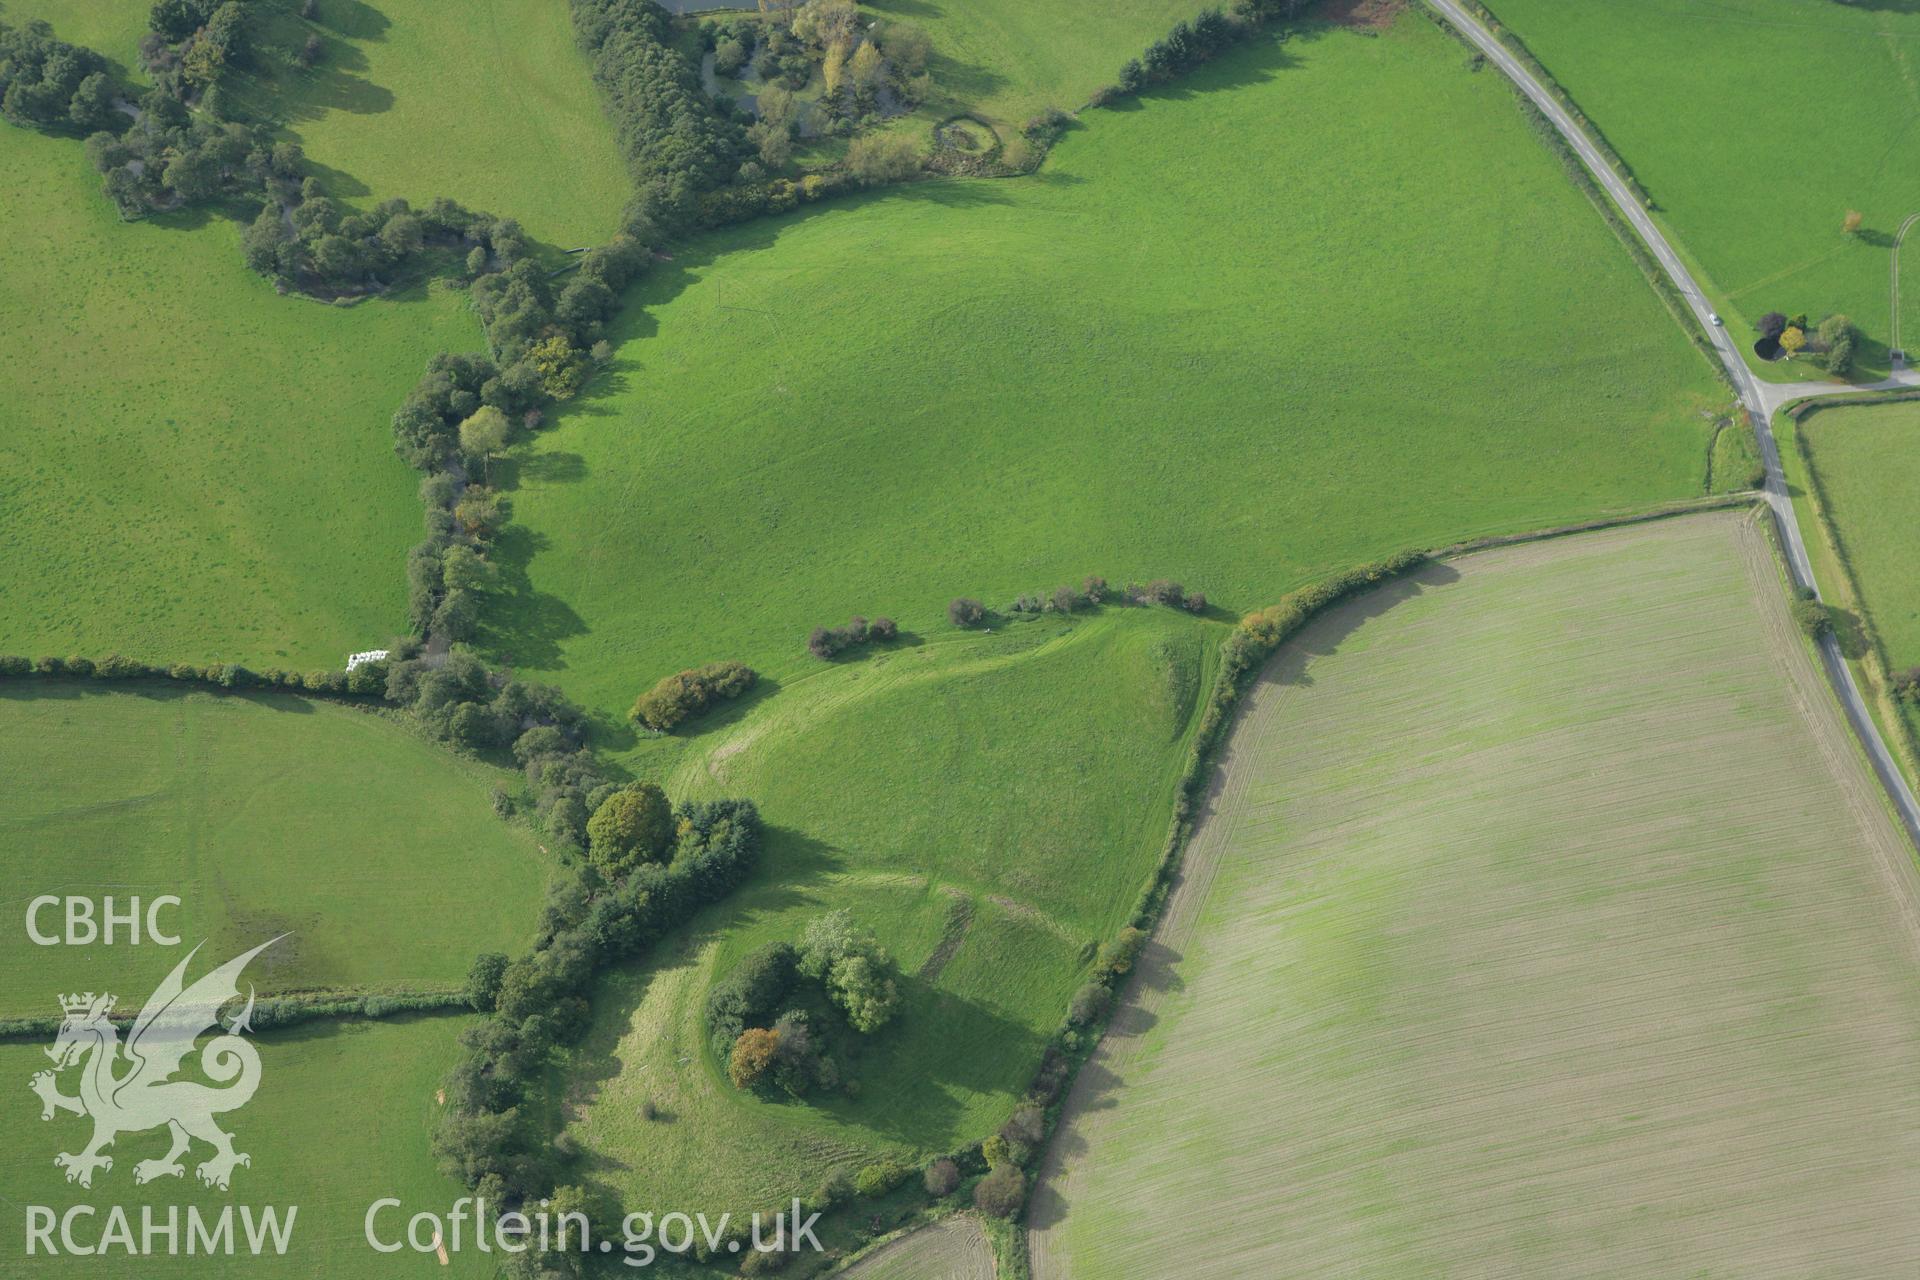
[1031,511,1920,1278]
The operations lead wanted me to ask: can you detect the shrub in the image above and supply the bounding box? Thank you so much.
[1067,981,1112,1026]
[924,1157,960,1196]
[869,615,898,641]
[949,597,986,627]
[1790,596,1833,639]
[1224,551,1429,684]
[1097,926,1149,977]
[1893,666,1920,705]
[705,941,799,1051]
[973,1163,1026,1218]
[852,1157,910,1198]
[1145,579,1185,605]
[1082,575,1108,602]
[844,132,920,185]
[465,953,509,1011]
[814,1168,853,1207]
[1001,1105,1045,1148]
[586,781,675,876]
[1183,590,1207,614]
[807,615,888,660]
[740,1245,792,1275]
[799,909,901,1032]
[630,660,757,731]
[729,1027,781,1089]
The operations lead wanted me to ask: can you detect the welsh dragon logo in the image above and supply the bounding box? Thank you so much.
[29,938,281,1191]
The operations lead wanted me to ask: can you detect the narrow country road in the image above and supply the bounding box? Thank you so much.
[1424,0,1920,849]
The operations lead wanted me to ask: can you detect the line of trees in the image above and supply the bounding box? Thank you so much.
[1105,0,1313,103]
[571,0,746,239]
[434,797,762,1261]
[0,651,387,697]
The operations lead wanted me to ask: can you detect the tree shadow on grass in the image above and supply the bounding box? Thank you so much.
[0,678,319,715]
[858,0,1010,109]
[1830,604,1872,662]
[665,675,787,747]
[806,980,1047,1150]
[474,522,589,673]
[1265,561,1462,690]
[309,0,391,42]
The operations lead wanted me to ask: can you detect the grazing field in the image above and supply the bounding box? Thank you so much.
[3,0,627,246]
[0,1017,495,1277]
[0,0,149,66]
[0,125,478,670]
[229,0,630,247]
[1031,512,1920,1278]
[866,0,1206,138]
[569,611,1217,1214]
[1794,400,1920,768]
[1481,0,1920,380]
[0,684,548,1017]
[844,1215,996,1278]
[516,11,1722,1218]
[495,15,1721,735]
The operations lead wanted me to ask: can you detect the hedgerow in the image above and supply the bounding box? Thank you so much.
[432,798,762,1223]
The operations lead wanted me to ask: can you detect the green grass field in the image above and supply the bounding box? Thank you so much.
[521,10,1726,1225]
[1794,400,1920,769]
[229,0,631,247]
[493,16,1721,736]
[0,124,479,671]
[867,0,1206,139]
[569,609,1216,1216]
[2,0,627,247]
[1032,512,1920,1277]
[0,684,548,1017]
[0,1016,497,1277]
[0,0,149,68]
[1482,0,1920,380]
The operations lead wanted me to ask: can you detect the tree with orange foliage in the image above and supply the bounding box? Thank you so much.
[729,1028,781,1089]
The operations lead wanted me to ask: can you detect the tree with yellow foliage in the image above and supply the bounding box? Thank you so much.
[822,39,850,104]
[850,40,884,99]
[1780,326,1807,355]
